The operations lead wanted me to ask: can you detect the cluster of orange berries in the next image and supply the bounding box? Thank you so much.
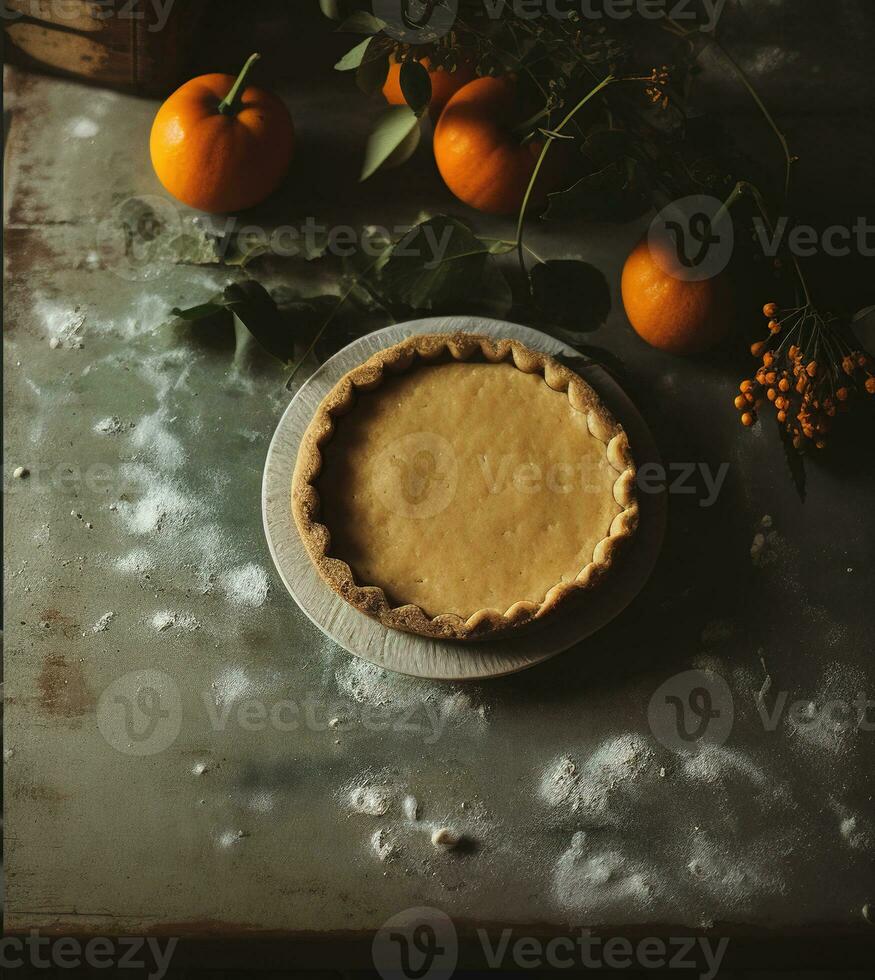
[734,302,875,450]
[645,66,671,110]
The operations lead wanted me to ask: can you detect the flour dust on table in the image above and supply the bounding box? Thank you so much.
[93,415,133,436]
[151,610,201,634]
[85,611,115,635]
[218,563,271,608]
[339,767,490,871]
[785,660,871,756]
[535,661,874,925]
[333,656,489,732]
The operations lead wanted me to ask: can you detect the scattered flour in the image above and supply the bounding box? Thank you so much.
[102,293,175,342]
[34,297,85,343]
[220,563,270,608]
[786,660,869,754]
[681,744,775,794]
[340,769,485,870]
[130,409,186,470]
[336,660,412,708]
[215,829,248,848]
[537,714,826,923]
[94,415,130,435]
[115,463,208,535]
[334,657,488,732]
[87,612,115,634]
[681,831,786,909]
[247,791,275,814]
[113,549,154,575]
[371,828,399,862]
[838,815,870,850]
[68,117,99,139]
[151,610,200,633]
[348,784,392,816]
[211,667,254,707]
[539,735,655,819]
[553,832,653,915]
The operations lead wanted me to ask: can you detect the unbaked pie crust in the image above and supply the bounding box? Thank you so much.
[292,333,638,640]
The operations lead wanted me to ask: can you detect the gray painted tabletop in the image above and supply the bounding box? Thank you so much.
[3,57,873,949]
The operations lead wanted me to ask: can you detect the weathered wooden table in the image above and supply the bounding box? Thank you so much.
[4,47,874,973]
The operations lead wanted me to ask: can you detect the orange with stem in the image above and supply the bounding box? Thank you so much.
[150,53,295,214]
[433,76,569,215]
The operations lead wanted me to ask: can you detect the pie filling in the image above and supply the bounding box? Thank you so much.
[316,360,623,618]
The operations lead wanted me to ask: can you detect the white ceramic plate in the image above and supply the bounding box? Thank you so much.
[262,316,666,680]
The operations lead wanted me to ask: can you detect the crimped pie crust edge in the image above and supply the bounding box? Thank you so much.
[291,332,639,641]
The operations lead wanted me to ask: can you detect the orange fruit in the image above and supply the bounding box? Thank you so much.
[433,76,568,215]
[382,56,476,119]
[150,53,294,214]
[621,237,733,354]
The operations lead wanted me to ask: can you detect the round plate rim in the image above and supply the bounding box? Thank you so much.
[262,316,666,681]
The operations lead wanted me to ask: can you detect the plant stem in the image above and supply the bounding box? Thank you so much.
[481,237,546,263]
[705,37,793,201]
[666,17,793,203]
[513,104,552,140]
[286,282,355,389]
[218,53,261,116]
[720,179,813,308]
[514,74,615,277]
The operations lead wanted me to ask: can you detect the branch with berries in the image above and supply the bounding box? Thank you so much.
[735,303,874,451]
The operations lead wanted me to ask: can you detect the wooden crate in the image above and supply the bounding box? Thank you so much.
[3,0,208,96]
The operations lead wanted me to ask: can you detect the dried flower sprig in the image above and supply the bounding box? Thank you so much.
[734,303,874,450]
[644,65,671,110]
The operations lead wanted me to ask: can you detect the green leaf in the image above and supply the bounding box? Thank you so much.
[344,228,394,279]
[379,216,496,311]
[335,37,372,71]
[301,297,379,363]
[319,0,343,19]
[360,106,420,181]
[355,37,391,93]
[222,282,293,363]
[222,235,272,267]
[400,60,432,115]
[337,11,385,33]
[170,300,225,322]
[529,260,611,332]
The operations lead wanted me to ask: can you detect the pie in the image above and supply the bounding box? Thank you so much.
[292,333,638,641]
